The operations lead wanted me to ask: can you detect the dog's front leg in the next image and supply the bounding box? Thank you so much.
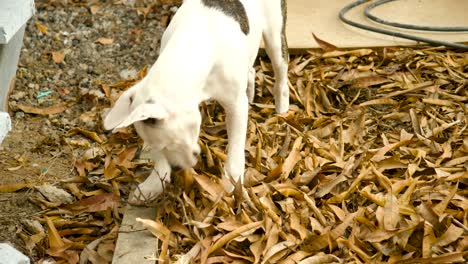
[129,150,171,205]
[222,95,249,192]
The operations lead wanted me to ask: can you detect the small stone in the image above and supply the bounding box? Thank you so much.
[35,185,74,204]
[119,68,138,80]
[20,219,45,235]
[10,91,27,101]
[15,111,25,119]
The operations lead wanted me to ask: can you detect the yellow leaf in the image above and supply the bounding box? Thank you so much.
[67,128,104,144]
[136,218,173,240]
[35,22,48,34]
[45,216,65,249]
[0,183,35,193]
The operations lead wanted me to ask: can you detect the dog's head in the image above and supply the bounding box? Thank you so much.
[103,82,201,169]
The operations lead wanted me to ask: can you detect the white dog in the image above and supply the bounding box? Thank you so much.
[104,0,289,204]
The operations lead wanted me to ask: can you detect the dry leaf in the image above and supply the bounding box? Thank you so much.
[89,5,101,14]
[95,38,114,45]
[64,193,119,214]
[312,33,337,52]
[51,51,65,64]
[208,221,263,255]
[17,102,70,115]
[35,22,48,34]
[0,183,35,193]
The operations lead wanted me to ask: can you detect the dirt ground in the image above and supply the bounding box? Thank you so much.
[0,0,173,258]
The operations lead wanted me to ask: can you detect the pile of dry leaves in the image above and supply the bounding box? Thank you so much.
[2,43,468,263]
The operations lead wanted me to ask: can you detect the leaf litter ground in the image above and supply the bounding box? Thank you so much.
[0,4,467,264]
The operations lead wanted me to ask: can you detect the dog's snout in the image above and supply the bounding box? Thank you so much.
[171,165,182,171]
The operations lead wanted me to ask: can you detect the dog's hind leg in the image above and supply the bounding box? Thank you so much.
[262,0,289,114]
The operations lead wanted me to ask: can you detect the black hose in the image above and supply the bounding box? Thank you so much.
[338,0,468,50]
[365,0,468,32]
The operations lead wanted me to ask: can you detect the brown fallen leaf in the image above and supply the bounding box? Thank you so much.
[312,33,337,52]
[383,194,400,231]
[208,221,264,255]
[433,224,464,248]
[55,87,71,95]
[17,102,70,115]
[359,98,398,107]
[261,241,295,264]
[352,76,390,88]
[193,173,224,201]
[89,5,101,15]
[95,37,114,45]
[297,252,341,264]
[63,193,120,214]
[395,252,465,264]
[51,51,65,64]
[0,183,35,193]
[136,218,177,247]
[104,146,138,179]
[322,48,374,58]
[67,128,103,144]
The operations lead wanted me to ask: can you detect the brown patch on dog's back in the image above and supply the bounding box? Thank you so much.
[202,0,250,35]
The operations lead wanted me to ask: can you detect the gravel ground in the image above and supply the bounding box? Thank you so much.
[0,0,179,259]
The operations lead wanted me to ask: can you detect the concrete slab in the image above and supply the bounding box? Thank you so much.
[287,0,468,49]
[0,0,35,44]
[0,0,35,144]
[112,205,158,264]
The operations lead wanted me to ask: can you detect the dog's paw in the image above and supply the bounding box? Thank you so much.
[128,179,164,206]
[276,99,289,114]
[274,83,289,114]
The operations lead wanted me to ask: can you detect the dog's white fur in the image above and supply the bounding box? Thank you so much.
[104,0,289,204]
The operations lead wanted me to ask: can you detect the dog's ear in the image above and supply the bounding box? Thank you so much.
[103,84,139,131]
[113,102,169,131]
